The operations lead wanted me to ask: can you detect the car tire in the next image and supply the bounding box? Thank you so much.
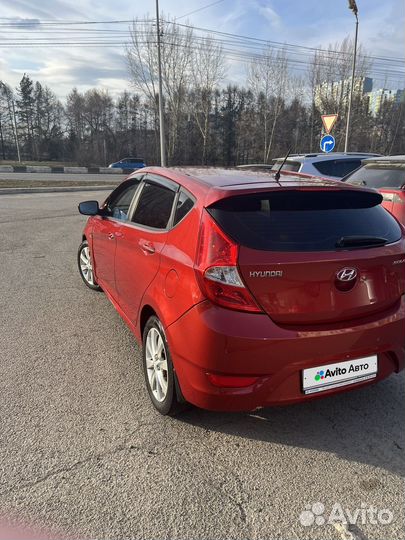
[142,316,187,416]
[77,240,102,291]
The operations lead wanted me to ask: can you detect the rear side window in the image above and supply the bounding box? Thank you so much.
[208,190,401,252]
[345,163,405,189]
[173,190,194,226]
[132,182,176,229]
[313,159,361,178]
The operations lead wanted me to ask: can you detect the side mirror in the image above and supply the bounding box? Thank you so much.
[78,200,100,216]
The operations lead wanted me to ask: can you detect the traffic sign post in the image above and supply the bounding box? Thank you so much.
[320,135,335,153]
[320,113,338,153]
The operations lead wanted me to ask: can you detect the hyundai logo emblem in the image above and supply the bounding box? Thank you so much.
[336,267,358,282]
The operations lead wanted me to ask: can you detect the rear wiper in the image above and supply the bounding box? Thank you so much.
[336,235,388,248]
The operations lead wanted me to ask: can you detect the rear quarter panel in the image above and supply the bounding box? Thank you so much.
[140,205,205,330]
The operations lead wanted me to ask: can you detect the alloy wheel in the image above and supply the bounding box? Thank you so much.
[79,245,95,286]
[145,327,169,402]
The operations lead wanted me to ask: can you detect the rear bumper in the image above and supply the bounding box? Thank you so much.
[166,297,405,411]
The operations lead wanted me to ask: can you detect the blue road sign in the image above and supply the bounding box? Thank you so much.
[320,134,335,153]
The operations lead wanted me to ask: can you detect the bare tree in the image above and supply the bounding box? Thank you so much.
[248,47,290,162]
[0,81,20,160]
[189,36,226,164]
[127,15,194,163]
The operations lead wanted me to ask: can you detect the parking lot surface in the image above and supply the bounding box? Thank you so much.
[0,191,404,540]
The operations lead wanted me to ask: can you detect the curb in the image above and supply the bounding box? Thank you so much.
[0,165,129,174]
[0,185,116,195]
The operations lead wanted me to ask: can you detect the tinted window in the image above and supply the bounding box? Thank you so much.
[345,163,405,189]
[271,161,301,172]
[208,190,401,252]
[107,180,140,221]
[132,182,176,229]
[173,190,194,226]
[313,159,361,178]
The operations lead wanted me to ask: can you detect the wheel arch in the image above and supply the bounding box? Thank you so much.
[140,304,158,338]
[140,303,186,405]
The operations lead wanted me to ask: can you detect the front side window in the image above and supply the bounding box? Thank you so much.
[132,182,176,229]
[106,179,141,221]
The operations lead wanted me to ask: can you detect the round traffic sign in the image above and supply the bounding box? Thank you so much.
[320,134,335,153]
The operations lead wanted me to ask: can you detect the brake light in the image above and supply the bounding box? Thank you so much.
[195,210,262,312]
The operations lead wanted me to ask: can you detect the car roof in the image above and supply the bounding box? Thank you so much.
[273,152,381,163]
[138,166,378,206]
[362,155,405,164]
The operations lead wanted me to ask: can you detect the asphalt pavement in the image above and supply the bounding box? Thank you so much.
[0,191,404,540]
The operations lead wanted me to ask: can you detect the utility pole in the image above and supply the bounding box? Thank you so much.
[11,99,21,163]
[344,0,359,153]
[156,0,166,166]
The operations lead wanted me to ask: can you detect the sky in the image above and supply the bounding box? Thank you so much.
[0,0,404,100]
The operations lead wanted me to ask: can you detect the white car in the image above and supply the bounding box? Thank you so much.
[239,152,381,180]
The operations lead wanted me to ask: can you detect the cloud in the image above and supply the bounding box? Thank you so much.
[0,0,403,99]
[257,3,281,28]
[0,0,87,19]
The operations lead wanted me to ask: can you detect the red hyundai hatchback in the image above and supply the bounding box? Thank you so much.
[78,167,405,415]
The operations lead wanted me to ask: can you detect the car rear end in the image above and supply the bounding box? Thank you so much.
[167,177,405,411]
[344,156,405,225]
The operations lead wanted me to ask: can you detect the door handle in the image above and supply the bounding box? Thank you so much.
[140,241,155,254]
[108,233,115,240]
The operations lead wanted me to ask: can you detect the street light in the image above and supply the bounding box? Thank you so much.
[344,0,359,153]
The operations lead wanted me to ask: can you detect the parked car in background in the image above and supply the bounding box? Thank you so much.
[77,167,405,415]
[343,155,405,225]
[108,157,146,170]
[268,152,381,180]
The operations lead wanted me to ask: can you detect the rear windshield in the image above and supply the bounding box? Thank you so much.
[208,190,401,252]
[313,159,362,178]
[271,161,301,173]
[345,163,405,189]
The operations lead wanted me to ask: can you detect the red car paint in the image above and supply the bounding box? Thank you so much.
[381,189,405,225]
[81,167,405,411]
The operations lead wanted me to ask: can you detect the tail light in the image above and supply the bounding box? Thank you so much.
[194,210,261,313]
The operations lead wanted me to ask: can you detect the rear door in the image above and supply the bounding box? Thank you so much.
[208,188,405,325]
[114,175,178,325]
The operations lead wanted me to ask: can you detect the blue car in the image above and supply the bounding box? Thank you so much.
[108,157,146,170]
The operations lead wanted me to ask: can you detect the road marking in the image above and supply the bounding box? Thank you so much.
[334,523,368,540]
